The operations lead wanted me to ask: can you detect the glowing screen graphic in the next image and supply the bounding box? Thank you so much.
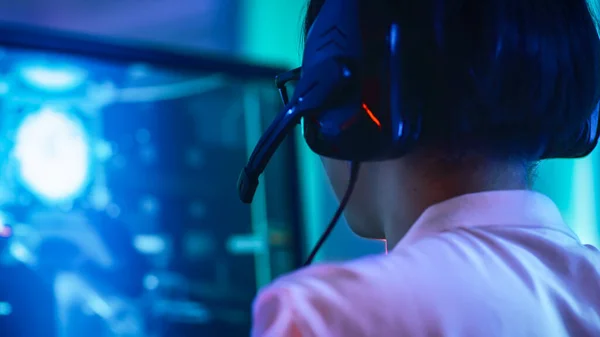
[14,107,90,202]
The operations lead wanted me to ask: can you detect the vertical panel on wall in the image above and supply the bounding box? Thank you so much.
[535,149,600,246]
[570,155,598,246]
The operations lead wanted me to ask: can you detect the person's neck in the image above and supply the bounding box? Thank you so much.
[379,156,530,250]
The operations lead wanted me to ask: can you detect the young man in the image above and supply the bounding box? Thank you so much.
[252,0,600,336]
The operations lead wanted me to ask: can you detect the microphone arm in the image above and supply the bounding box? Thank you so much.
[238,104,302,203]
[237,58,353,203]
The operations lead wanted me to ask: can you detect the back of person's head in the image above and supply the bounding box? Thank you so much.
[304,0,600,163]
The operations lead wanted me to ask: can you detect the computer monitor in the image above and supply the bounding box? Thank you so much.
[0,23,303,336]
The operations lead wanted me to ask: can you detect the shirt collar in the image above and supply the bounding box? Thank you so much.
[397,190,577,248]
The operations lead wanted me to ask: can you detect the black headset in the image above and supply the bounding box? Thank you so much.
[238,0,600,265]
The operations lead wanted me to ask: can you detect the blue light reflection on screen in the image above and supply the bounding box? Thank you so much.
[14,107,91,203]
[18,64,87,92]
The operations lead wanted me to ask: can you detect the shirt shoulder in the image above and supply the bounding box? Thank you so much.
[251,252,432,337]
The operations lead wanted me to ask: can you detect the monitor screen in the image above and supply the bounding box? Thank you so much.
[0,24,301,337]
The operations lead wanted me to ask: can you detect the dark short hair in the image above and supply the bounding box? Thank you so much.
[303,0,600,161]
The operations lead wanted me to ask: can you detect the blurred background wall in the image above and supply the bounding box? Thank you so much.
[0,0,240,54]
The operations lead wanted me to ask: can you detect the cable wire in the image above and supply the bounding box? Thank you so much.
[303,161,361,266]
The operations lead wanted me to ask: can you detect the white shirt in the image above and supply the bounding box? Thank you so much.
[252,190,600,336]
